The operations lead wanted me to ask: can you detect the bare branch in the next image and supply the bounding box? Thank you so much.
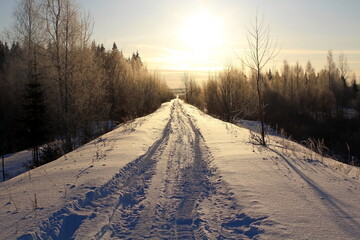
[239,12,280,146]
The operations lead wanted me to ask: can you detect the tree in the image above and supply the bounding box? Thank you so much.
[281,60,290,101]
[0,43,8,171]
[182,73,202,108]
[217,67,249,122]
[112,42,118,51]
[6,0,43,147]
[218,67,236,122]
[43,0,93,152]
[23,56,48,167]
[0,51,6,178]
[183,73,190,103]
[0,41,7,72]
[1,153,4,181]
[293,62,303,108]
[338,53,350,110]
[351,73,358,102]
[11,0,49,166]
[203,76,220,115]
[131,51,143,70]
[351,74,358,94]
[327,50,336,88]
[338,53,349,87]
[242,12,280,146]
[12,0,44,93]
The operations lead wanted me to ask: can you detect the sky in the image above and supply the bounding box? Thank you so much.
[1,0,359,88]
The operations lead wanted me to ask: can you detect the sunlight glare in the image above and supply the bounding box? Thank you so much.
[180,11,225,55]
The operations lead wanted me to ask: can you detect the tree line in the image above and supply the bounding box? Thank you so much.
[0,0,173,172]
[184,52,360,165]
[184,13,359,166]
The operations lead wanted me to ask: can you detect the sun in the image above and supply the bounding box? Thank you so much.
[180,11,225,54]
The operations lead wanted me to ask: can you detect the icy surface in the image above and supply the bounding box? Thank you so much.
[0,100,359,239]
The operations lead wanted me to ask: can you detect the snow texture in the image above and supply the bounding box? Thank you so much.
[0,99,359,239]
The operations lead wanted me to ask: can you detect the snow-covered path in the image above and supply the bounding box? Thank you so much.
[26,100,265,239]
[1,99,360,239]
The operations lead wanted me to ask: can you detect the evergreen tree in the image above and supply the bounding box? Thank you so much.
[0,41,6,72]
[0,47,6,179]
[131,51,143,69]
[112,42,118,51]
[351,74,358,96]
[23,59,48,167]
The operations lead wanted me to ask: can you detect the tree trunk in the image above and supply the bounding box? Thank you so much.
[257,69,266,146]
[243,12,278,146]
[2,153,5,181]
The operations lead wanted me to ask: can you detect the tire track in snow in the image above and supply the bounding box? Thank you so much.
[124,100,267,239]
[19,100,267,239]
[176,101,267,239]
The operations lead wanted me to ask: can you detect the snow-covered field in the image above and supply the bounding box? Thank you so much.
[0,99,359,239]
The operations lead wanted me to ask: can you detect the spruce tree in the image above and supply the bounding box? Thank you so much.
[23,57,48,167]
[112,42,118,51]
[0,41,6,72]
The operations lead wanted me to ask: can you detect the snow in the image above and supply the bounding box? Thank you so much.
[235,119,279,136]
[184,102,360,239]
[0,99,359,239]
[1,150,32,182]
[0,101,171,239]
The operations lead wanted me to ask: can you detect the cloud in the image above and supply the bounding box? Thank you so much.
[280,49,360,55]
[129,44,182,55]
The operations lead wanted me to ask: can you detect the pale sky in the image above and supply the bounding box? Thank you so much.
[1,0,359,88]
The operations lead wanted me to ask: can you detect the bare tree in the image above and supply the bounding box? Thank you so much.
[42,0,93,152]
[182,73,202,108]
[327,50,336,89]
[13,0,44,56]
[183,73,190,103]
[242,12,280,146]
[218,67,249,122]
[338,53,350,86]
[219,67,236,122]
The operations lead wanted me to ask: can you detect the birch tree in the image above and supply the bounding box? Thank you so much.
[43,0,93,151]
[242,13,279,146]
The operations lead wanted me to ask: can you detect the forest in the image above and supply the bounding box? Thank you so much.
[0,0,173,168]
[183,53,360,166]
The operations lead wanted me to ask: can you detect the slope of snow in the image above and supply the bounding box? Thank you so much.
[0,102,172,239]
[0,99,359,239]
[184,102,360,239]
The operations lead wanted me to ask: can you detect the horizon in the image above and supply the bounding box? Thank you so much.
[1,0,359,88]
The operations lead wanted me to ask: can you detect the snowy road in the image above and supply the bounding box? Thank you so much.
[2,99,360,239]
[27,100,265,239]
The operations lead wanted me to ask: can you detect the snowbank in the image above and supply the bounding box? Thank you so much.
[324,157,360,179]
[0,101,172,239]
[183,101,360,240]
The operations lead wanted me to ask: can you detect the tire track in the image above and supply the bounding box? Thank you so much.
[18,104,175,240]
[124,100,266,239]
